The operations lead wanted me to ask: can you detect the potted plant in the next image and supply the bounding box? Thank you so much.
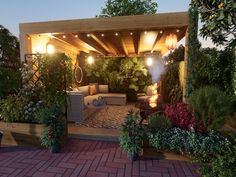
[119,110,145,161]
[36,105,66,153]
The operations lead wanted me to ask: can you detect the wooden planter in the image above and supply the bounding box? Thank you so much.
[0,121,44,146]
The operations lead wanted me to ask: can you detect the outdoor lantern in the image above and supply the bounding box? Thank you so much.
[87,56,94,64]
[46,43,55,54]
[146,57,153,66]
[165,34,177,51]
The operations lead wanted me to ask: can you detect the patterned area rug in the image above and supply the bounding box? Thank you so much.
[76,103,139,129]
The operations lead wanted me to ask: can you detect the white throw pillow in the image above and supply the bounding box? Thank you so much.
[78,85,89,96]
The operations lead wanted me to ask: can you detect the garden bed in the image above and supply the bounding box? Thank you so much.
[0,121,43,146]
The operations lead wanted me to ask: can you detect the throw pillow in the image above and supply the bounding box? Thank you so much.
[89,84,97,95]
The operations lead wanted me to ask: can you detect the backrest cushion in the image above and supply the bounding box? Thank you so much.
[78,85,89,96]
[99,85,109,93]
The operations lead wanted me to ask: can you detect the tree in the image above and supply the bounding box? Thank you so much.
[191,0,236,48]
[0,25,20,67]
[99,0,158,17]
[0,25,21,98]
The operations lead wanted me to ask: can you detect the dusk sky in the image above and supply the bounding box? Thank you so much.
[0,0,216,48]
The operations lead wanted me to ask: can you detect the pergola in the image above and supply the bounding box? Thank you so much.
[19,12,189,62]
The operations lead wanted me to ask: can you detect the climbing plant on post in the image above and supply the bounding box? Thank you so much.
[185,4,200,97]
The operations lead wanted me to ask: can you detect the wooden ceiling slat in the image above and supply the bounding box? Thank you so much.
[151,33,164,53]
[131,32,141,55]
[77,34,108,55]
[91,34,112,54]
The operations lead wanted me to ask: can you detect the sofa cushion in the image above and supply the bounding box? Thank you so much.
[84,95,100,106]
[98,85,109,93]
[78,85,89,96]
[97,93,125,98]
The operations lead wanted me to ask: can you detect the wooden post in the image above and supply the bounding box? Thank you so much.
[183,28,189,103]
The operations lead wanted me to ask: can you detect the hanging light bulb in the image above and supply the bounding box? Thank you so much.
[87,56,94,64]
[146,57,153,66]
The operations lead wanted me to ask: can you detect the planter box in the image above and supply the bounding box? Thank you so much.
[0,121,44,146]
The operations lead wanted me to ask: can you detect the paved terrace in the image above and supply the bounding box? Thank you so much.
[0,139,201,177]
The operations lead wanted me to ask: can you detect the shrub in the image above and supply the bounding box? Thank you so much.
[119,110,145,160]
[148,113,172,130]
[164,102,194,131]
[148,128,231,155]
[197,135,236,177]
[194,48,236,95]
[0,94,23,122]
[188,86,234,132]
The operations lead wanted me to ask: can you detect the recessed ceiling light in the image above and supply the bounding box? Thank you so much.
[144,31,148,35]
[101,33,105,37]
[62,35,66,39]
[130,32,133,35]
[87,34,91,37]
[115,32,119,36]
[75,34,78,38]
[159,30,163,34]
[176,29,180,33]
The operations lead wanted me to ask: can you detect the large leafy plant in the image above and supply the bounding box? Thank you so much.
[84,57,151,100]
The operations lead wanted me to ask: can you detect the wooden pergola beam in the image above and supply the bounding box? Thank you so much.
[77,34,108,55]
[20,12,188,34]
[151,33,163,53]
[132,32,141,55]
[90,34,111,54]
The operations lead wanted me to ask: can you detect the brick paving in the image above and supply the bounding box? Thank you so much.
[0,139,201,177]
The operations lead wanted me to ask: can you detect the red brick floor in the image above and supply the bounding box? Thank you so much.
[0,139,201,177]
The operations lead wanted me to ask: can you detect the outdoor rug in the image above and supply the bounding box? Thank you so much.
[76,103,139,129]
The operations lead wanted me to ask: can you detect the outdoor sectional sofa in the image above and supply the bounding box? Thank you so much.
[67,84,126,123]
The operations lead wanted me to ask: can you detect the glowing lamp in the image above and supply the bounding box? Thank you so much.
[87,56,94,64]
[46,43,55,54]
[165,34,177,50]
[146,57,153,66]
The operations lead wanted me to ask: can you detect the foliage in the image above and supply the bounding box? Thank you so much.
[0,67,21,99]
[164,102,195,131]
[194,48,236,95]
[185,4,201,97]
[119,110,145,158]
[38,105,66,149]
[84,57,151,100]
[0,25,20,66]
[99,0,158,17]
[0,95,23,122]
[162,63,182,103]
[168,44,185,62]
[196,135,236,177]
[188,86,234,132]
[0,25,21,98]
[148,113,172,130]
[191,0,236,48]
[148,127,231,155]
